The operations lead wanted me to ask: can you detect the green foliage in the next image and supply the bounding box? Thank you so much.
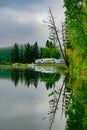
[32,42,40,62]
[46,40,55,48]
[23,43,31,63]
[65,73,87,130]
[41,47,60,59]
[19,44,24,63]
[64,0,87,69]
[0,68,60,88]
[41,40,61,59]
[23,42,40,63]
[10,42,40,64]
[0,47,11,64]
[40,72,60,89]
[0,40,61,64]
[10,43,19,63]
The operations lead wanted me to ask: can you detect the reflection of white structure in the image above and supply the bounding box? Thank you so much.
[35,58,64,64]
[29,63,34,68]
[35,66,57,73]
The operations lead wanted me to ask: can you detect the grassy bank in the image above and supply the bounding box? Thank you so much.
[0,63,67,72]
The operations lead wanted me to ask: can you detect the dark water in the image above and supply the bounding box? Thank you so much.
[0,67,87,130]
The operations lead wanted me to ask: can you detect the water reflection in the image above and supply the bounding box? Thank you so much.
[46,72,87,130]
[35,66,57,73]
[47,75,67,130]
[64,73,87,130]
[0,67,65,130]
[0,67,60,89]
[1,67,87,130]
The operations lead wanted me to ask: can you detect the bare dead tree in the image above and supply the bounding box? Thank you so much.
[45,8,69,67]
[61,22,67,59]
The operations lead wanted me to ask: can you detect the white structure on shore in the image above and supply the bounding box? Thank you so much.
[35,58,64,64]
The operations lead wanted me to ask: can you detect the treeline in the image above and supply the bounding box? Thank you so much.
[0,40,61,64]
[11,42,40,63]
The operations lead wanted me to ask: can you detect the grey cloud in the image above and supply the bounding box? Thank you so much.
[0,6,48,46]
[0,0,64,47]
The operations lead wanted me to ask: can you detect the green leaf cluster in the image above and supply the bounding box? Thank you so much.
[64,0,87,70]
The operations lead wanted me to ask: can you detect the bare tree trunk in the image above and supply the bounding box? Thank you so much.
[61,23,66,58]
[48,8,69,67]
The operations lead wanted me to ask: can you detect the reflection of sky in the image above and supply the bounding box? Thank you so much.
[0,77,66,130]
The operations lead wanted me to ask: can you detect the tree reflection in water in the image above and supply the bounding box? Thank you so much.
[0,67,60,89]
[47,75,69,130]
[47,72,87,130]
[0,67,67,130]
[0,68,87,130]
[65,73,87,130]
[10,68,66,130]
[48,77,65,130]
[10,69,39,87]
[10,68,60,89]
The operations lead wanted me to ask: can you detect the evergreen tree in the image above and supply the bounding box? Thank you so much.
[33,42,40,60]
[39,47,43,59]
[29,45,34,63]
[19,44,24,63]
[10,43,19,63]
[23,43,31,63]
[46,40,54,48]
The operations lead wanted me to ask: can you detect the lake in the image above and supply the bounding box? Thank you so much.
[0,66,87,130]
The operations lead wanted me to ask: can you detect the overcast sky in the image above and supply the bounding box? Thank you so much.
[0,0,65,47]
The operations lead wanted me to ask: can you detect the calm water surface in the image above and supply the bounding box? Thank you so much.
[0,67,66,130]
[1,66,87,130]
